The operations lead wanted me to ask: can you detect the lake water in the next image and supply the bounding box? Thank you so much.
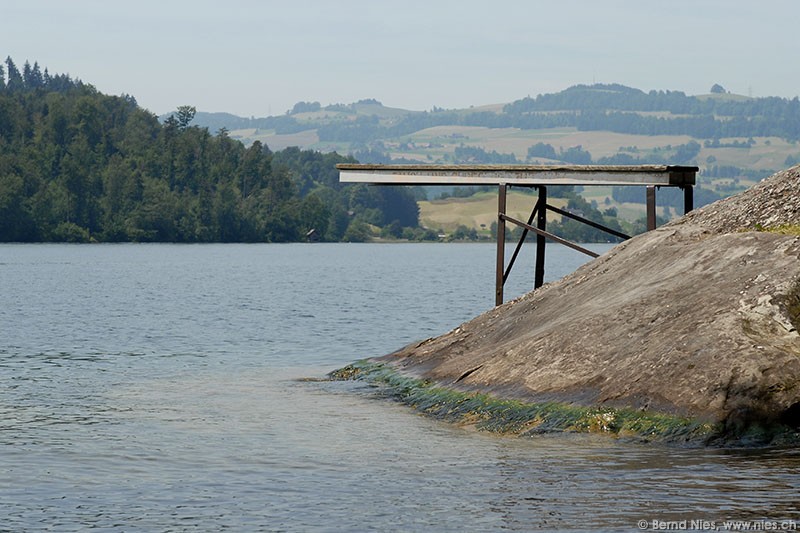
[1,243,798,532]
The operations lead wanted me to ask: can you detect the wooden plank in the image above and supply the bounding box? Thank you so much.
[337,164,697,187]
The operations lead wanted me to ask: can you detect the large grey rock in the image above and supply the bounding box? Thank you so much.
[378,166,800,439]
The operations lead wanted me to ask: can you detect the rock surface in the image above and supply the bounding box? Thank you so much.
[375,166,800,443]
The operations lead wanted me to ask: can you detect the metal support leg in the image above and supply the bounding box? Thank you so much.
[683,185,694,214]
[534,186,547,289]
[646,185,657,231]
[495,184,507,306]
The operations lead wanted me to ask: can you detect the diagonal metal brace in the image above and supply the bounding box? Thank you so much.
[500,214,600,258]
[503,203,539,284]
[545,204,631,241]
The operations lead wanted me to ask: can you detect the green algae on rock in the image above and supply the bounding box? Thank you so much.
[330,360,727,444]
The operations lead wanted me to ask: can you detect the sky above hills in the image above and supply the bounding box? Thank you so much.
[5,0,799,117]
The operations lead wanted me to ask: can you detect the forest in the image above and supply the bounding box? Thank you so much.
[5,58,792,244]
[0,58,419,243]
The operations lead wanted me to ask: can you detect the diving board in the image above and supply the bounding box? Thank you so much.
[337,164,698,306]
[337,164,697,187]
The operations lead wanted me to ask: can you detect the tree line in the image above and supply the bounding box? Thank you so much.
[0,57,419,243]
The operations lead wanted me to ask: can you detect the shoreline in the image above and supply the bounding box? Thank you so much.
[328,360,800,447]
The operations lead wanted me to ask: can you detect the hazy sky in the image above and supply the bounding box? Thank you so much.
[4,0,799,117]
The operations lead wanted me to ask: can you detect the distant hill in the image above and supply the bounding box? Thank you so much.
[163,84,800,225]
[171,84,799,177]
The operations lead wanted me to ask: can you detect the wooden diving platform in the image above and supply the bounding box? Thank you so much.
[337,164,698,306]
[338,164,697,186]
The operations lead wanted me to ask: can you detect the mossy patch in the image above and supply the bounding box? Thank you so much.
[768,224,800,236]
[754,223,800,236]
[329,360,723,444]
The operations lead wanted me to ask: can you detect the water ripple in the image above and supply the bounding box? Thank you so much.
[1,243,798,531]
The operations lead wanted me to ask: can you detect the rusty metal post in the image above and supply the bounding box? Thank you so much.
[683,185,694,214]
[646,185,657,231]
[495,184,507,306]
[534,186,547,289]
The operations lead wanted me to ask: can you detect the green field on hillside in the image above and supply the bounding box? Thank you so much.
[231,125,798,178]
[418,191,569,234]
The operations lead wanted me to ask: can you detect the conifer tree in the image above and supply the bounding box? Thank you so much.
[28,61,44,88]
[4,57,23,92]
[23,61,32,88]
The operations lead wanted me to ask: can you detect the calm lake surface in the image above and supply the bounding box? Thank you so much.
[1,243,798,532]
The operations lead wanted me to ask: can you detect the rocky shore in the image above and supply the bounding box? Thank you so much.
[332,166,800,445]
